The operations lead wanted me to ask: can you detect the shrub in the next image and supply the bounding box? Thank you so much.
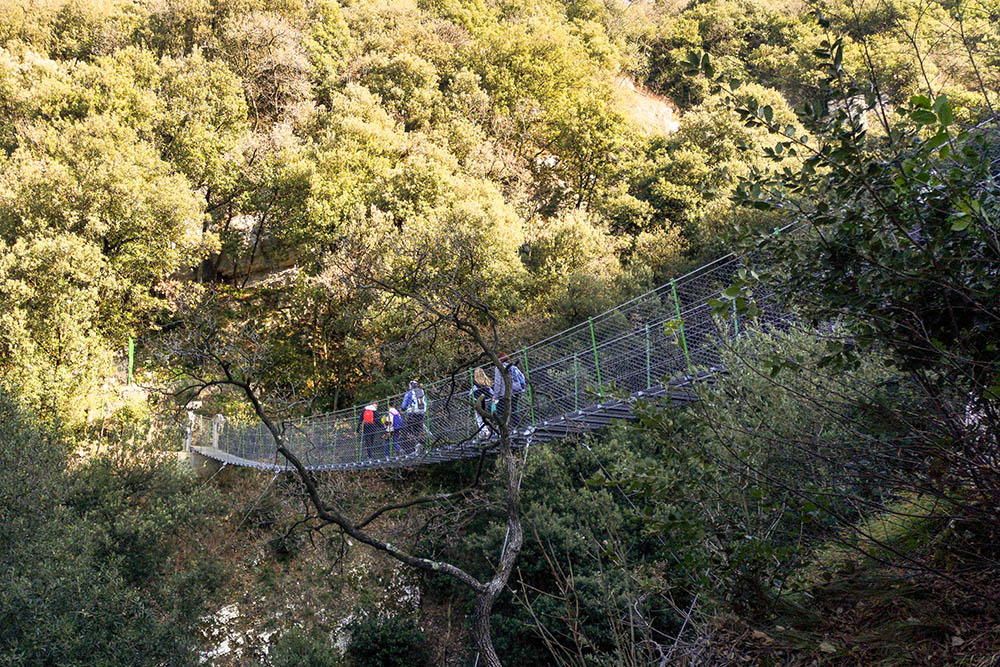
[0,390,226,666]
[345,615,430,667]
[269,628,342,667]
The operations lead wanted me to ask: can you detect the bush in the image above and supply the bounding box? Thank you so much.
[64,442,221,585]
[0,390,227,666]
[345,615,430,667]
[269,628,342,667]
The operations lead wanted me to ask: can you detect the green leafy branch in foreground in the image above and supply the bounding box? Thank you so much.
[686,23,999,390]
[683,12,1000,552]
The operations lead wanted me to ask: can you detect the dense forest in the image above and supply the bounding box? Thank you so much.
[1,0,998,664]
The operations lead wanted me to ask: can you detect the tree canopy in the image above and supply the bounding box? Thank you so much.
[2,0,999,663]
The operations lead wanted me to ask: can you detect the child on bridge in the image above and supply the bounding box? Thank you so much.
[383,405,403,457]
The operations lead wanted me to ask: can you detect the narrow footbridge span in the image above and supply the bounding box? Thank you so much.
[189,253,779,471]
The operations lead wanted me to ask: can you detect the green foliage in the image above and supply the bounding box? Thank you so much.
[524,209,623,296]
[65,443,220,584]
[589,326,913,624]
[2,2,999,662]
[425,327,910,663]
[691,24,1000,536]
[1,114,210,305]
[732,83,1000,389]
[345,615,430,667]
[154,48,249,191]
[0,389,67,548]
[304,0,353,98]
[2,0,878,418]
[0,233,108,422]
[270,627,343,667]
[642,0,820,107]
[0,390,227,666]
[627,82,798,258]
[416,426,671,665]
[677,13,999,418]
[0,44,228,423]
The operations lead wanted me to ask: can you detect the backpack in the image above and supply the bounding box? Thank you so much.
[408,389,427,415]
[510,366,526,393]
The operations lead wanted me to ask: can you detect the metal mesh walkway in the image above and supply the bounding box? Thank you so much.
[189,252,783,471]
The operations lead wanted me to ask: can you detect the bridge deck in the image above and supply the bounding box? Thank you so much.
[191,384,701,472]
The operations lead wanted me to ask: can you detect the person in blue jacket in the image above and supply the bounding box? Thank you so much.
[401,380,427,452]
[492,353,526,429]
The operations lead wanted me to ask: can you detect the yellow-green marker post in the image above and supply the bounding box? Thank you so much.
[670,280,692,373]
[127,337,134,384]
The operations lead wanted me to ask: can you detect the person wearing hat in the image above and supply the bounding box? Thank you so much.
[401,380,427,453]
[470,367,494,439]
[357,402,381,460]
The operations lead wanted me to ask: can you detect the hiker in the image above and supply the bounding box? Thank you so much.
[401,380,427,452]
[382,406,404,457]
[492,353,527,429]
[357,402,380,460]
[471,367,494,439]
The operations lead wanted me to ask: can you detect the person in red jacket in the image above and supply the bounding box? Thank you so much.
[357,403,380,460]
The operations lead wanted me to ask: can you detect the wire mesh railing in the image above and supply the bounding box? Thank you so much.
[189,251,788,471]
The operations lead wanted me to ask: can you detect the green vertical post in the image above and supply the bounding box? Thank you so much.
[353,405,360,461]
[670,280,692,373]
[589,317,603,395]
[732,300,739,337]
[645,323,651,389]
[127,337,134,384]
[573,353,579,411]
[469,368,475,436]
[522,348,535,425]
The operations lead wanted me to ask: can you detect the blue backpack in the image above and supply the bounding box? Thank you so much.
[510,366,526,393]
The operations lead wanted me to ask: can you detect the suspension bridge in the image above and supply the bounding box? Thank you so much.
[187,251,779,472]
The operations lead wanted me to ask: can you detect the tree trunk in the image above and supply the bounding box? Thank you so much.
[468,419,525,667]
[473,590,502,667]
